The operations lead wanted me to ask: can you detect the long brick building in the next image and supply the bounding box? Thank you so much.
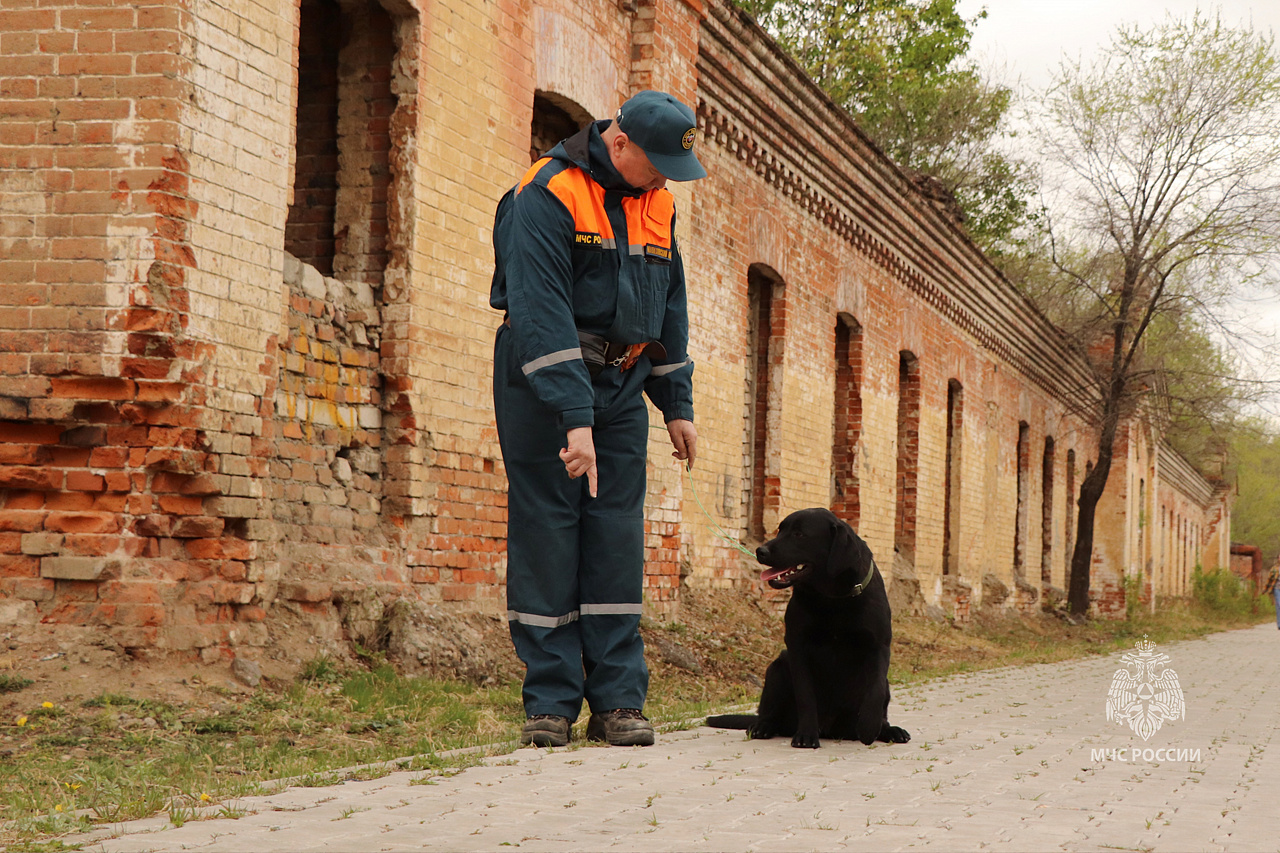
[0,0,1231,655]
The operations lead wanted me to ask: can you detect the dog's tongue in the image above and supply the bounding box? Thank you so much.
[760,566,794,583]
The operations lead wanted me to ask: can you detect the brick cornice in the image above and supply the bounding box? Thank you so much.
[1157,443,1216,507]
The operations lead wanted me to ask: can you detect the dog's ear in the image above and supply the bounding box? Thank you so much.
[826,516,872,579]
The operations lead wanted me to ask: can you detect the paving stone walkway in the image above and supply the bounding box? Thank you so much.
[71,623,1280,852]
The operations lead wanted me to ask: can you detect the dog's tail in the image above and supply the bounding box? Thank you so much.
[704,713,757,730]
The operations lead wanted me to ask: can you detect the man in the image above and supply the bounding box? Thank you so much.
[1265,558,1279,630]
[490,90,705,747]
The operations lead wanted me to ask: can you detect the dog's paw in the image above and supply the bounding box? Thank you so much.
[791,731,821,749]
[746,724,775,741]
[881,725,911,744]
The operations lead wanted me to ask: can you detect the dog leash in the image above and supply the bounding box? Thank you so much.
[680,463,757,558]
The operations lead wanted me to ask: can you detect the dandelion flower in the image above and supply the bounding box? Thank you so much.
[55,804,63,812]
[16,716,26,727]
[42,702,54,709]
[200,793,211,802]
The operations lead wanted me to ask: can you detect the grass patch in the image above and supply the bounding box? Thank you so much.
[0,587,1269,850]
[889,587,1272,684]
[0,675,34,695]
[0,667,526,850]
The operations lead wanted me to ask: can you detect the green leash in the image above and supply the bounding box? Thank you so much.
[680,463,756,559]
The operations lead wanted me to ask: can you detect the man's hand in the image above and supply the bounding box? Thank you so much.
[667,419,697,470]
[560,426,598,497]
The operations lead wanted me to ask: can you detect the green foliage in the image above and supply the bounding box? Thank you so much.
[1191,567,1266,620]
[735,0,1036,251]
[298,653,344,685]
[1229,421,1280,566]
[1123,572,1145,621]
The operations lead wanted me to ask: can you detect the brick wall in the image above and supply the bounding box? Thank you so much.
[1,0,1233,652]
[895,352,921,561]
[285,0,341,273]
[686,4,1109,616]
[830,316,862,526]
[941,379,962,575]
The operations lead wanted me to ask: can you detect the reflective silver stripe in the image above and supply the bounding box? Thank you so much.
[649,357,692,377]
[628,244,645,255]
[507,609,579,628]
[579,603,644,616]
[601,238,618,250]
[521,348,582,376]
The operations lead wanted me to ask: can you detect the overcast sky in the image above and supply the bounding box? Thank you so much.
[955,0,1280,92]
[954,0,1280,400]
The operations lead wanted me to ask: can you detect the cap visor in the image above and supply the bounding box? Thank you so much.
[647,151,707,182]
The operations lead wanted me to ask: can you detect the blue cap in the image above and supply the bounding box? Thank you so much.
[616,90,707,182]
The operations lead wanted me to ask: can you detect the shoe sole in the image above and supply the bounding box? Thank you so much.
[521,731,569,747]
[586,724,654,746]
[597,732,654,746]
[520,720,570,748]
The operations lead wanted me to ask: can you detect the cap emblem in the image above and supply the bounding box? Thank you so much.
[681,128,696,150]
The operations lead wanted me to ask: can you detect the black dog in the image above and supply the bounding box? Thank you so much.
[706,508,911,749]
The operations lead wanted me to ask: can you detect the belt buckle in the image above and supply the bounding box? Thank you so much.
[615,343,647,372]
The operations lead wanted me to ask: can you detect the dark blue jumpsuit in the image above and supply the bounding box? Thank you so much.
[490,121,694,720]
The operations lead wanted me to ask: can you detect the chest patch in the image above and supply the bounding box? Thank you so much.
[574,231,605,251]
[643,243,672,265]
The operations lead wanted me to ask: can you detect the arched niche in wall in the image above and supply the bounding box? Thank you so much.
[530,91,594,164]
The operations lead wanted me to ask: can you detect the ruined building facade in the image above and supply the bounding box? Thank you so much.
[0,0,1230,655]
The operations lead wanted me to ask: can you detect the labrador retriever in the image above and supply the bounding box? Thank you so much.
[706,508,911,748]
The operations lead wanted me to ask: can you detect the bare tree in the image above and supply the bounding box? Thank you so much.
[1033,11,1280,615]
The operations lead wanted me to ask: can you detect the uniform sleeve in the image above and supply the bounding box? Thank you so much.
[495,182,595,430]
[644,233,695,423]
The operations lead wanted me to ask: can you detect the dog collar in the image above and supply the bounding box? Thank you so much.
[849,559,877,599]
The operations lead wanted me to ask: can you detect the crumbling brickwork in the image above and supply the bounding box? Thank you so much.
[0,0,1231,654]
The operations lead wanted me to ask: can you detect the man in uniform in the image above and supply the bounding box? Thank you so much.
[490,90,705,747]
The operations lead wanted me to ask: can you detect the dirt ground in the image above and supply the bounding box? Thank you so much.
[0,584,1067,730]
[0,589,782,721]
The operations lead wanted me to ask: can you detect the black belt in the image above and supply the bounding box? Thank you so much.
[503,314,665,377]
[577,331,666,376]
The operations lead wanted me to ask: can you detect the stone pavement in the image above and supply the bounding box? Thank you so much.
[71,624,1280,852]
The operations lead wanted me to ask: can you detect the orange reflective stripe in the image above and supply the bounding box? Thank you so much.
[622,188,674,250]
[545,169,612,238]
[515,160,614,239]
[517,157,553,193]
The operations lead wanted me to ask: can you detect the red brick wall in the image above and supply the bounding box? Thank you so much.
[0,0,1234,651]
[1041,437,1055,584]
[285,0,342,274]
[830,316,862,527]
[747,271,774,541]
[942,379,962,575]
[895,352,920,559]
[1013,421,1031,577]
[0,0,258,648]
